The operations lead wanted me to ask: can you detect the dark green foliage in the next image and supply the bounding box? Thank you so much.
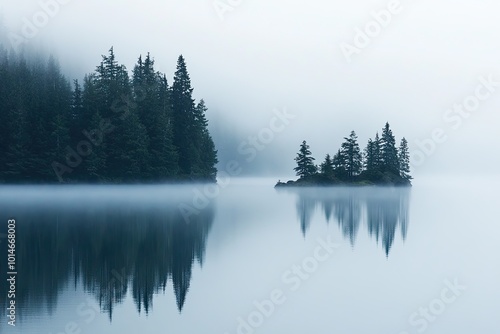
[364,138,376,171]
[193,100,218,181]
[294,140,317,178]
[0,48,217,183]
[399,137,412,181]
[320,154,334,177]
[364,132,382,175]
[168,56,217,181]
[340,130,362,180]
[281,123,412,187]
[132,54,179,180]
[332,149,347,179]
[380,122,399,175]
[171,55,195,175]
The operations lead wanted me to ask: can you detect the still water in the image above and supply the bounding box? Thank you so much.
[0,177,499,333]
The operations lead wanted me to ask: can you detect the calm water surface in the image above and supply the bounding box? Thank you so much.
[0,177,499,333]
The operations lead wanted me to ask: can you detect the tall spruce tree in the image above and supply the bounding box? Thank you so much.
[341,130,362,179]
[171,55,217,180]
[364,138,375,172]
[294,141,317,178]
[79,73,107,181]
[133,53,178,180]
[4,56,31,182]
[95,48,149,181]
[320,154,334,177]
[157,73,180,178]
[398,137,412,181]
[373,132,382,171]
[332,149,347,179]
[193,100,218,181]
[171,55,197,177]
[70,80,84,143]
[380,122,399,175]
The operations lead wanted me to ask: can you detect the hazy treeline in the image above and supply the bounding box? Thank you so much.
[0,46,217,183]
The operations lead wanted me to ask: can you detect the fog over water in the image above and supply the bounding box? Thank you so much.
[0,1,499,333]
[0,177,499,333]
[1,0,499,176]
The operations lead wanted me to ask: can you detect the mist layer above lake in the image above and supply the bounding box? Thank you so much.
[0,177,498,333]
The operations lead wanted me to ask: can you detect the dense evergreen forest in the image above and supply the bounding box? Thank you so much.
[278,123,412,186]
[0,46,218,183]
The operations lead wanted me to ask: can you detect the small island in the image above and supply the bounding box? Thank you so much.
[276,123,412,187]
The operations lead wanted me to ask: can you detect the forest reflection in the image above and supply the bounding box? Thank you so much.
[282,187,410,255]
[0,194,214,320]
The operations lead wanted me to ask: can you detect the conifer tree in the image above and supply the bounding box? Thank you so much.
[156,73,179,178]
[294,141,317,178]
[398,137,412,181]
[171,55,217,180]
[132,53,178,180]
[341,130,362,179]
[194,100,218,181]
[95,48,148,181]
[364,138,375,172]
[373,132,382,171]
[171,55,197,176]
[332,149,347,179]
[380,122,399,175]
[320,154,334,177]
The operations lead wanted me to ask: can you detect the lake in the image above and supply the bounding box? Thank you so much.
[0,177,499,333]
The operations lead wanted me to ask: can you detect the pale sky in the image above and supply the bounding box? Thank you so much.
[1,0,500,179]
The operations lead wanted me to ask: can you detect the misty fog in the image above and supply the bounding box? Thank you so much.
[1,0,500,180]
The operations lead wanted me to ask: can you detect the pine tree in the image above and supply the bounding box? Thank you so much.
[332,149,347,179]
[373,132,382,171]
[132,53,174,180]
[320,154,334,177]
[157,73,179,179]
[0,49,11,181]
[118,111,149,181]
[46,57,71,180]
[364,138,375,172]
[94,48,149,181]
[398,137,412,181]
[171,55,197,176]
[84,111,107,181]
[341,130,362,179]
[194,100,218,181]
[294,141,317,178]
[3,55,32,182]
[380,122,399,175]
[70,80,84,143]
